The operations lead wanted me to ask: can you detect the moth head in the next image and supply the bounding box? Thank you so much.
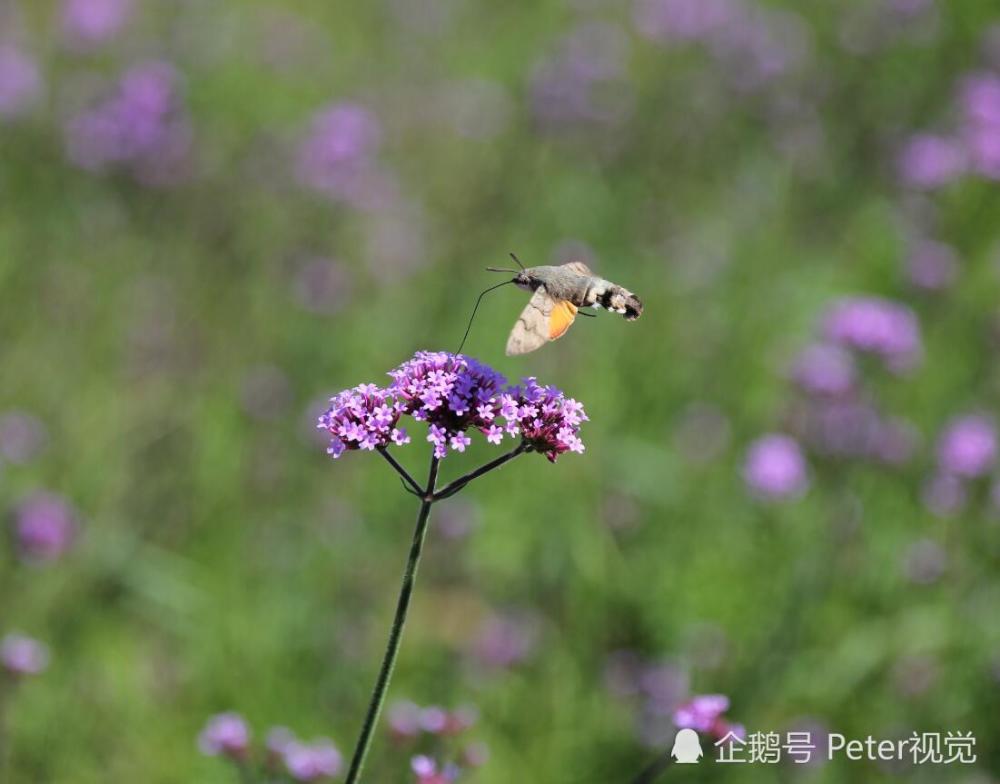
[513,270,534,291]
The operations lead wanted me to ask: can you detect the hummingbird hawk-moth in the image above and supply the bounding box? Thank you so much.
[456,254,643,356]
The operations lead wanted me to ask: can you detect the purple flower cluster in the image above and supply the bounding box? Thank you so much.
[530,22,634,134]
[317,383,409,458]
[199,716,342,782]
[388,701,478,742]
[278,735,343,782]
[1,633,50,677]
[411,755,459,784]
[386,700,485,782]
[319,352,587,463]
[295,102,395,210]
[742,434,809,501]
[13,492,78,564]
[198,712,251,760]
[822,296,922,373]
[633,0,810,92]
[65,60,193,186]
[0,45,41,121]
[922,414,997,518]
[899,68,1000,187]
[673,694,745,740]
[61,0,132,49]
[470,611,540,670]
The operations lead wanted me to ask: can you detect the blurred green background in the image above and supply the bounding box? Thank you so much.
[1,0,1000,781]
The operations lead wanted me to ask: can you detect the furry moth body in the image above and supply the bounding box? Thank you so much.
[504,261,643,355]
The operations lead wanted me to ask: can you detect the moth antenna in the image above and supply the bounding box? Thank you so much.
[456,280,513,355]
[509,252,526,270]
[486,267,519,273]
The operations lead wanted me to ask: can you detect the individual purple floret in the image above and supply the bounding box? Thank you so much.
[822,296,922,372]
[198,712,251,760]
[61,0,132,48]
[14,492,78,564]
[65,60,193,185]
[936,414,997,478]
[284,738,343,781]
[790,343,856,397]
[0,633,49,677]
[743,434,809,500]
[0,45,41,121]
[317,383,409,458]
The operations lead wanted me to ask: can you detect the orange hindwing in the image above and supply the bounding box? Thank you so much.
[548,300,578,340]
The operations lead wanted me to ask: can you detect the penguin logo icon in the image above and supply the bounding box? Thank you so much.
[671,728,703,764]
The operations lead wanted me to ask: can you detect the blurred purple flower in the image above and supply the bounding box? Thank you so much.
[906,239,958,291]
[0,45,41,120]
[791,343,856,397]
[198,712,251,760]
[743,434,809,500]
[638,661,689,715]
[898,134,966,189]
[14,492,77,564]
[292,257,352,315]
[65,60,193,185]
[388,700,422,740]
[791,399,918,466]
[284,739,342,781]
[471,611,540,669]
[266,726,296,757]
[673,694,729,732]
[921,473,967,517]
[822,296,922,372]
[61,0,132,48]
[411,755,459,784]
[937,414,996,478]
[530,22,634,133]
[0,633,49,677]
[295,103,393,209]
[963,123,1000,180]
[902,538,947,584]
[0,411,47,463]
[960,72,1000,127]
[633,0,738,42]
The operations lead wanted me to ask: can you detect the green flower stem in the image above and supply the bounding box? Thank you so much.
[344,455,440,784]
[433,441,529,501]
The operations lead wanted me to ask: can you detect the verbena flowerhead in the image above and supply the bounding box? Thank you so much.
[14,492,78,564]
[319,351,587,463]
[0,45,41,121]
[0,633,49,677]
[822,296,922,372]
[743,434,809,500]
[65,61,193,186]
[411,755,460,784]
[897,133,966,189]
[790,343,856,397]
[673,693,744,741]
[198,712,251,760]
[283,738,343,781]
[936,414,997,478]
[61,0,132,49]
[317,383,409,458]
